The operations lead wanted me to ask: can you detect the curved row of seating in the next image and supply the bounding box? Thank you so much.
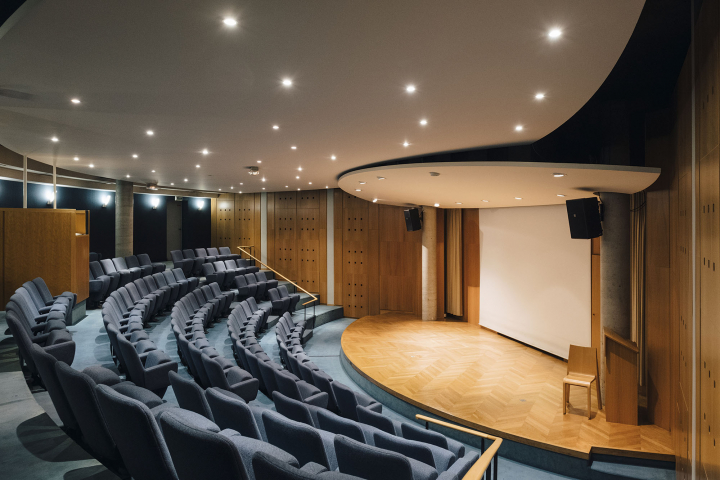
[5,278,77,381]
[89,253,167,307]
[201,261,271,297]
[171,247,255,277]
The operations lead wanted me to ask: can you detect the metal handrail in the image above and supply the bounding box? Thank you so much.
[236,247,318,307]
[416,415,502,480]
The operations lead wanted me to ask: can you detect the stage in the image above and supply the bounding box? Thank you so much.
[341,313,673,461]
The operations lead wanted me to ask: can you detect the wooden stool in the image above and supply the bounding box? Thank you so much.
[563,345,601,419]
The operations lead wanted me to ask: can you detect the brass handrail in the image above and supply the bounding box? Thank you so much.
[236,247,318,306]
[416,415,502,480]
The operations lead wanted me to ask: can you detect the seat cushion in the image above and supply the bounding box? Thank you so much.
[82,365,122,386]
[111,382,164,408]
[149,402,179,419]
[46,328,73,345]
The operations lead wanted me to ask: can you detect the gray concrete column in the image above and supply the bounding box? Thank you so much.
[422,206,438,321]
[115,180,134,257]
[599,192,632,396]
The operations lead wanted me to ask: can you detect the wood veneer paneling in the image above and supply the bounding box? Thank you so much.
[462,209,480,323]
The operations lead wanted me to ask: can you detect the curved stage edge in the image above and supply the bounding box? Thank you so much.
[340,313,674,479]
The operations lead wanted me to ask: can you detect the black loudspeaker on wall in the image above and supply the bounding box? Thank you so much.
[566,197,602,239]
[404,208,422,231]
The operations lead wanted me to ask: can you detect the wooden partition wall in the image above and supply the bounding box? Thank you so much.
[0,208,89,306]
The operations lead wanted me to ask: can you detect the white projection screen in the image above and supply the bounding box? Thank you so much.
[477,205,591,359]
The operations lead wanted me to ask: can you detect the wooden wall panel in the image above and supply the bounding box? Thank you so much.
[437,208,446,320]
[591,237,601,353]
[297,191,321,294]
[235,193,259,259]
[254,193,262,262]
[210,198,218,247]
[216,194,235,248]
[462,209,480,323]
[267,193,275,266]
[334,190,344,306]
[319,192,327,303]
[275,192,297,280]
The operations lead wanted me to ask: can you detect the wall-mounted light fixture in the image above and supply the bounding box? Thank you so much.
[196,200,204,211]
[102,195,111,208]
[46,190,54,205]
[151,197,160,210]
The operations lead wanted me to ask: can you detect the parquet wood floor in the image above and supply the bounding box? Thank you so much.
[341,313,673,460]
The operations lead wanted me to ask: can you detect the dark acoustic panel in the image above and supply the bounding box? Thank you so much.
[566,197,602,239]
[404,208,422,231]
[134,193,168,261]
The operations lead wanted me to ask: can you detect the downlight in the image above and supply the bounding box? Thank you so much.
[247,166,260,175]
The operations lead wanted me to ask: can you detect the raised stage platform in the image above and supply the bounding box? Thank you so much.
[341,313,674,463]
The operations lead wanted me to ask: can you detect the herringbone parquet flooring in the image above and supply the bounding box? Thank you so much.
[341,313,673,460]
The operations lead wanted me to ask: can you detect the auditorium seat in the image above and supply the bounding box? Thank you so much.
[113,256,142,280]
[89,264,112,308]
[311,370,339,414]
[7,291,67,335]
[372,430,456,473]
[29,344,80,435]
[201,353,259,403]
[273,391,325,429]
[237,258,259,274]
[332,381,382,420]
[194,248,217,264]
[145,274,175,307]
[207,247,228,262]
[268,288,291,316]
[168,371,214,420]
[155,271,185,298]
[32,277,76,310]
[100,258,133,287]
[201,263,226,289]
[262,410,338,471]
[138,253,167,273]
[89,252,101,262]
[356,404,402,436]
[275,369,328,408]
[182,249,207,276]
[159,408,299,480]
[116,333,177,397]
[171,250,195,276]
[401,423,465,460]
[95,384,180,480]
[279,285,301,313]
[91,260,120,295]
[255,270,278,293]
[219,246,241,261]
[234,275,257,303]
[212,261,237,290]
[171,268,200,293]
[205,387,267,441]
[252,451,363,480]
[125,255,153,277]
[20,281,70,316]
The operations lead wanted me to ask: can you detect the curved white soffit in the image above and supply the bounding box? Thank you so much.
[338,162,660,208]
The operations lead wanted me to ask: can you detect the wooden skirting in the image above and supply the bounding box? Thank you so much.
[341,313,673,461]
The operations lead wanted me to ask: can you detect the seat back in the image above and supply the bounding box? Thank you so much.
[100,258,118,274]
[20,281,47,310]
[195,248,209,257]
[205,387,264,440]
[95,385,178,480]
[89,252,100,262]
[257,359,281,396]
[278,285,292,298]
[29,344,78,431]
[137,253,153,266]
[187,342,211,388]
[273,391,315,427]
[55,362,119,462]
[202,353,231,389]
[158,409,244,480]
[31,277,56,305]
[171,250,185,263]
[125,255,141,268]
[356,405,396,435]
[334,435,414,480]
[168,371,213,420]
[183,249,197,259]
[218,247,232,256]
[116,334,146,385]
[207,247,220,257]
[317,409,367,444]
[224,260,238,271]
[262,410,330,469]
[332,381,360,420]
[255,271,268,282]
[400,422,450,453]
[154,272,170,288]
[567,345,598,378]
[213,261,227,272]
[113,257,130,271]
[5,311,37,375]
[89,261,106,280]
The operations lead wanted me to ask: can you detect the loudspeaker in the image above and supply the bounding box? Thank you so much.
[404,208,422,231]
[566,197,602,239]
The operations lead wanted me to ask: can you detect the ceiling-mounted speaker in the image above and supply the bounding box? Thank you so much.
[404,208,422,231]
[566,197,602,239]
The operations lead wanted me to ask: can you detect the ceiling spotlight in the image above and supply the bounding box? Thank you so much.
[309,182,312,185]
[146,130,154,136]
[406,84,416,93]
[515,197,523,200]
[219,188,222,191]
[51,136,59,142]
[262,177,266,182]
[89,164,94,168]
[291,146,297,150]
[434,203,440,207]
[553,173,566,177]
[429,172,440,177]
[262,188,265,190]
[184,178,188,182]
[132,154,138,158]
[126,174,130,178]
[548,28,562,39]
[515,125,523,131]
[455,202,463,205]
[257,160,262,163]
[482,199,489,203]
[359,181,366,185]
[419,119,428,126]
[377,176,385,180]
[373,198,378,203]
[298,167,302,171]
[151,170,156,173]
[296,176,300,179]
[73,156,79,161]
[355,189,361,192]
[557,194,566,197]
[535,93,546,100]
[282,78,293,87]
[285,186,289,188]
[171,182,174,185]
[231,186,233,189]
[238,191,242,194]
[196,164,200,168]
[273,125,279,130]
[202,149,209,155]
[331,155,336,160]
[223,17,238,27]
[71,98,81,104]
[326,186,329,189]
[240,183,243,185]
[403,141,410,147]
[297,188,301,191]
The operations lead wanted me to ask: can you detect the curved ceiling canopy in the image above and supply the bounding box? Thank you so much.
[0,0,644,192]
[338,162,660,208]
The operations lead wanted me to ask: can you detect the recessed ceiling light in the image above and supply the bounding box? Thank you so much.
[171,182,174,185]
[239,191,242,194]
[482,199,489,203]
[282,78,293,87]
[326,186,329,189]
[455,202,462,205]
[297,188,301,191]
[434,203,440,207]
[515,197,522,200]
[296,176,300,179]
[309,182,312,185]
[273,125,279,130]
[298,167,302,171]
[184,178,188,182]
[223,17,238,27]
[377,176,385,180]
[196,165,200,168]
[285,186,289,188]
[262,187,265,190]
[359,181,366,185]
[355,189,361,192]
[331,155,336,160]
[535,93,545,100]
[406,84,416,93]
[257,160,262,163]
[51,136,59,142]
[548,28,562,39]
[73,156,79,161]
[151,170,156,173]
[419,119,428,126]
[132,154,138,158]
[515,125,523,131]
[403,141,410,147]
[146,130,154,136]
[89,164,94,168]
[71,98,81,104]
[231,186,233,189]
[202,149,209,155]
[291,146,297,150]
[373,198,378,203]
[126,174,130,178]
[240,183,243,185]
[262,177,266,182]
[557,194,566,197]
[553,173,566,177]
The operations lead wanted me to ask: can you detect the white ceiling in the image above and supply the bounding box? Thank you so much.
[0,0,644,193]
[338,162,660,208]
